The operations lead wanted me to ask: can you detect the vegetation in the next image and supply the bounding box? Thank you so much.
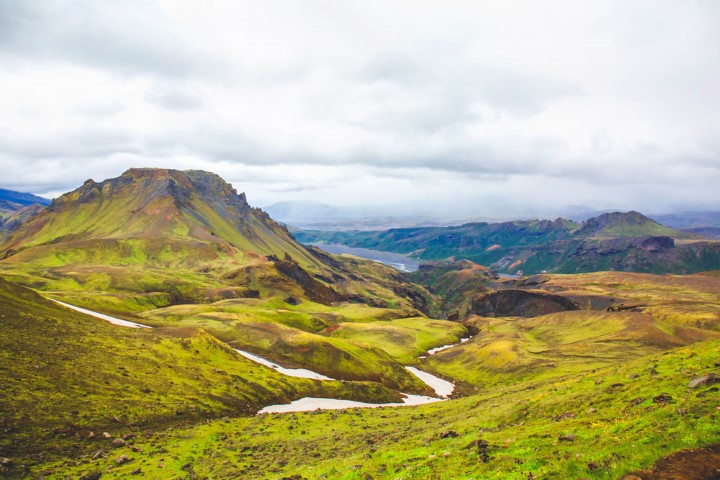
[295,211,720,275]
[1,172,719,479]
[0,278,403,461]
[13,330,720,479]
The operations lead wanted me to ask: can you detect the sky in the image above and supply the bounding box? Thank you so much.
[0,0,718,219]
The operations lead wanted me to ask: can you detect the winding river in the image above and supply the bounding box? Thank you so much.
[52,299,465,413]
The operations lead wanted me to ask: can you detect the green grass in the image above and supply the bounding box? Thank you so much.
[0,277,405,464]
[140,299,432,393]
[22,335,720,479]
[424,310,717,389]
[327,317,467,363]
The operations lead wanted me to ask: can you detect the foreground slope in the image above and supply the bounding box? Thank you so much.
[19,330,720,479]
[0,277,403,466]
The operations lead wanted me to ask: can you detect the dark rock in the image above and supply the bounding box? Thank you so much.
[520,275,550,286]
[131,468,142,475]
[629,397,646,406]
[284,296,302,306]
[0,458,11,466]
[440,430,458,439]
[653,393,673,404]
[587,462,599,470]
[558,434,576,442]
[471,289,579,318]
[111,438,126,447]
[688,374,720,389]
[79,472,102,480]
[466,439,491,462]
[114,455,130,465]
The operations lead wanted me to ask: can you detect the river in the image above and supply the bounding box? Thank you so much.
[308,243,421,272]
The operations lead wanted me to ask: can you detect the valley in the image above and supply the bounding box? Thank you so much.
[0,169,718,479]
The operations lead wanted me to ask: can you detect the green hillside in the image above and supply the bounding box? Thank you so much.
[297,212,720,275]
[0,278,403,465]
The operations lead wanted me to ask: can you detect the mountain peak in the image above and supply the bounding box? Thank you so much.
[575,211,679,238]
[1,169,318,268]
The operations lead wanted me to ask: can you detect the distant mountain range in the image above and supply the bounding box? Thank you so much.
[264,201,501,230]
[0,188,51,240]
[296,211,720,275]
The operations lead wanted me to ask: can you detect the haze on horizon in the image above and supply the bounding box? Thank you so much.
[0,0,718,219]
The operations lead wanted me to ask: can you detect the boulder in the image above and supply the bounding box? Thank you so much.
[688,374,720,389]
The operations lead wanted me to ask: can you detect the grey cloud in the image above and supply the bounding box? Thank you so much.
[145,89,204,112]
[0,1,227,79]
[0,128,139,160]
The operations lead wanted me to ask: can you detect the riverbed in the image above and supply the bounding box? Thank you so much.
[308,243,421,272]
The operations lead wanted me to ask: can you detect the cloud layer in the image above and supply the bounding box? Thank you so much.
[1,0,718,217]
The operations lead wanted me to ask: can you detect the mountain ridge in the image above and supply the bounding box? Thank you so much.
[296,211,720,274]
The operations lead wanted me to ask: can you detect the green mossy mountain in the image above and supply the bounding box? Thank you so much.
[296,211,720,274]
[1,168,319,268]
[0,168,434,315]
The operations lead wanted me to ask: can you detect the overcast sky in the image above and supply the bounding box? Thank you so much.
[0,0,718,218]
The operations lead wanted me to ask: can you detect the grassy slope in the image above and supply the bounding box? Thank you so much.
[543,271,720,331]
[27,336,720,479]
[425,311,717,389]
[327,317,467,363]
[140,298,435,393]
[0,278,404,462]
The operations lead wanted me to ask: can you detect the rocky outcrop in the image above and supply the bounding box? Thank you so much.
[471,289,579,317]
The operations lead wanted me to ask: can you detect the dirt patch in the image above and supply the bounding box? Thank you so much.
[627,443,720,480]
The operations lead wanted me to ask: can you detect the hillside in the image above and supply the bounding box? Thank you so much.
[1,168,319,267]
[0,169,441,392]
[0,278,402,464]
[297,211,720,275]
[0,169,434,313]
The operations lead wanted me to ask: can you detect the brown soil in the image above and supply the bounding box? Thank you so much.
[625,443,720,480]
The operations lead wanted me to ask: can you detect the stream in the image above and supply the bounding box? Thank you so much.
[52,299,466,414]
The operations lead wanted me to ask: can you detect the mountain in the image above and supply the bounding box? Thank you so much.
[0,168,435,309]
[1,168,319,267]
[0,188,49,239]
[0,188,51,209]
[297,211,720,274]
[573,210,679,237]
[650,211,720,229]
